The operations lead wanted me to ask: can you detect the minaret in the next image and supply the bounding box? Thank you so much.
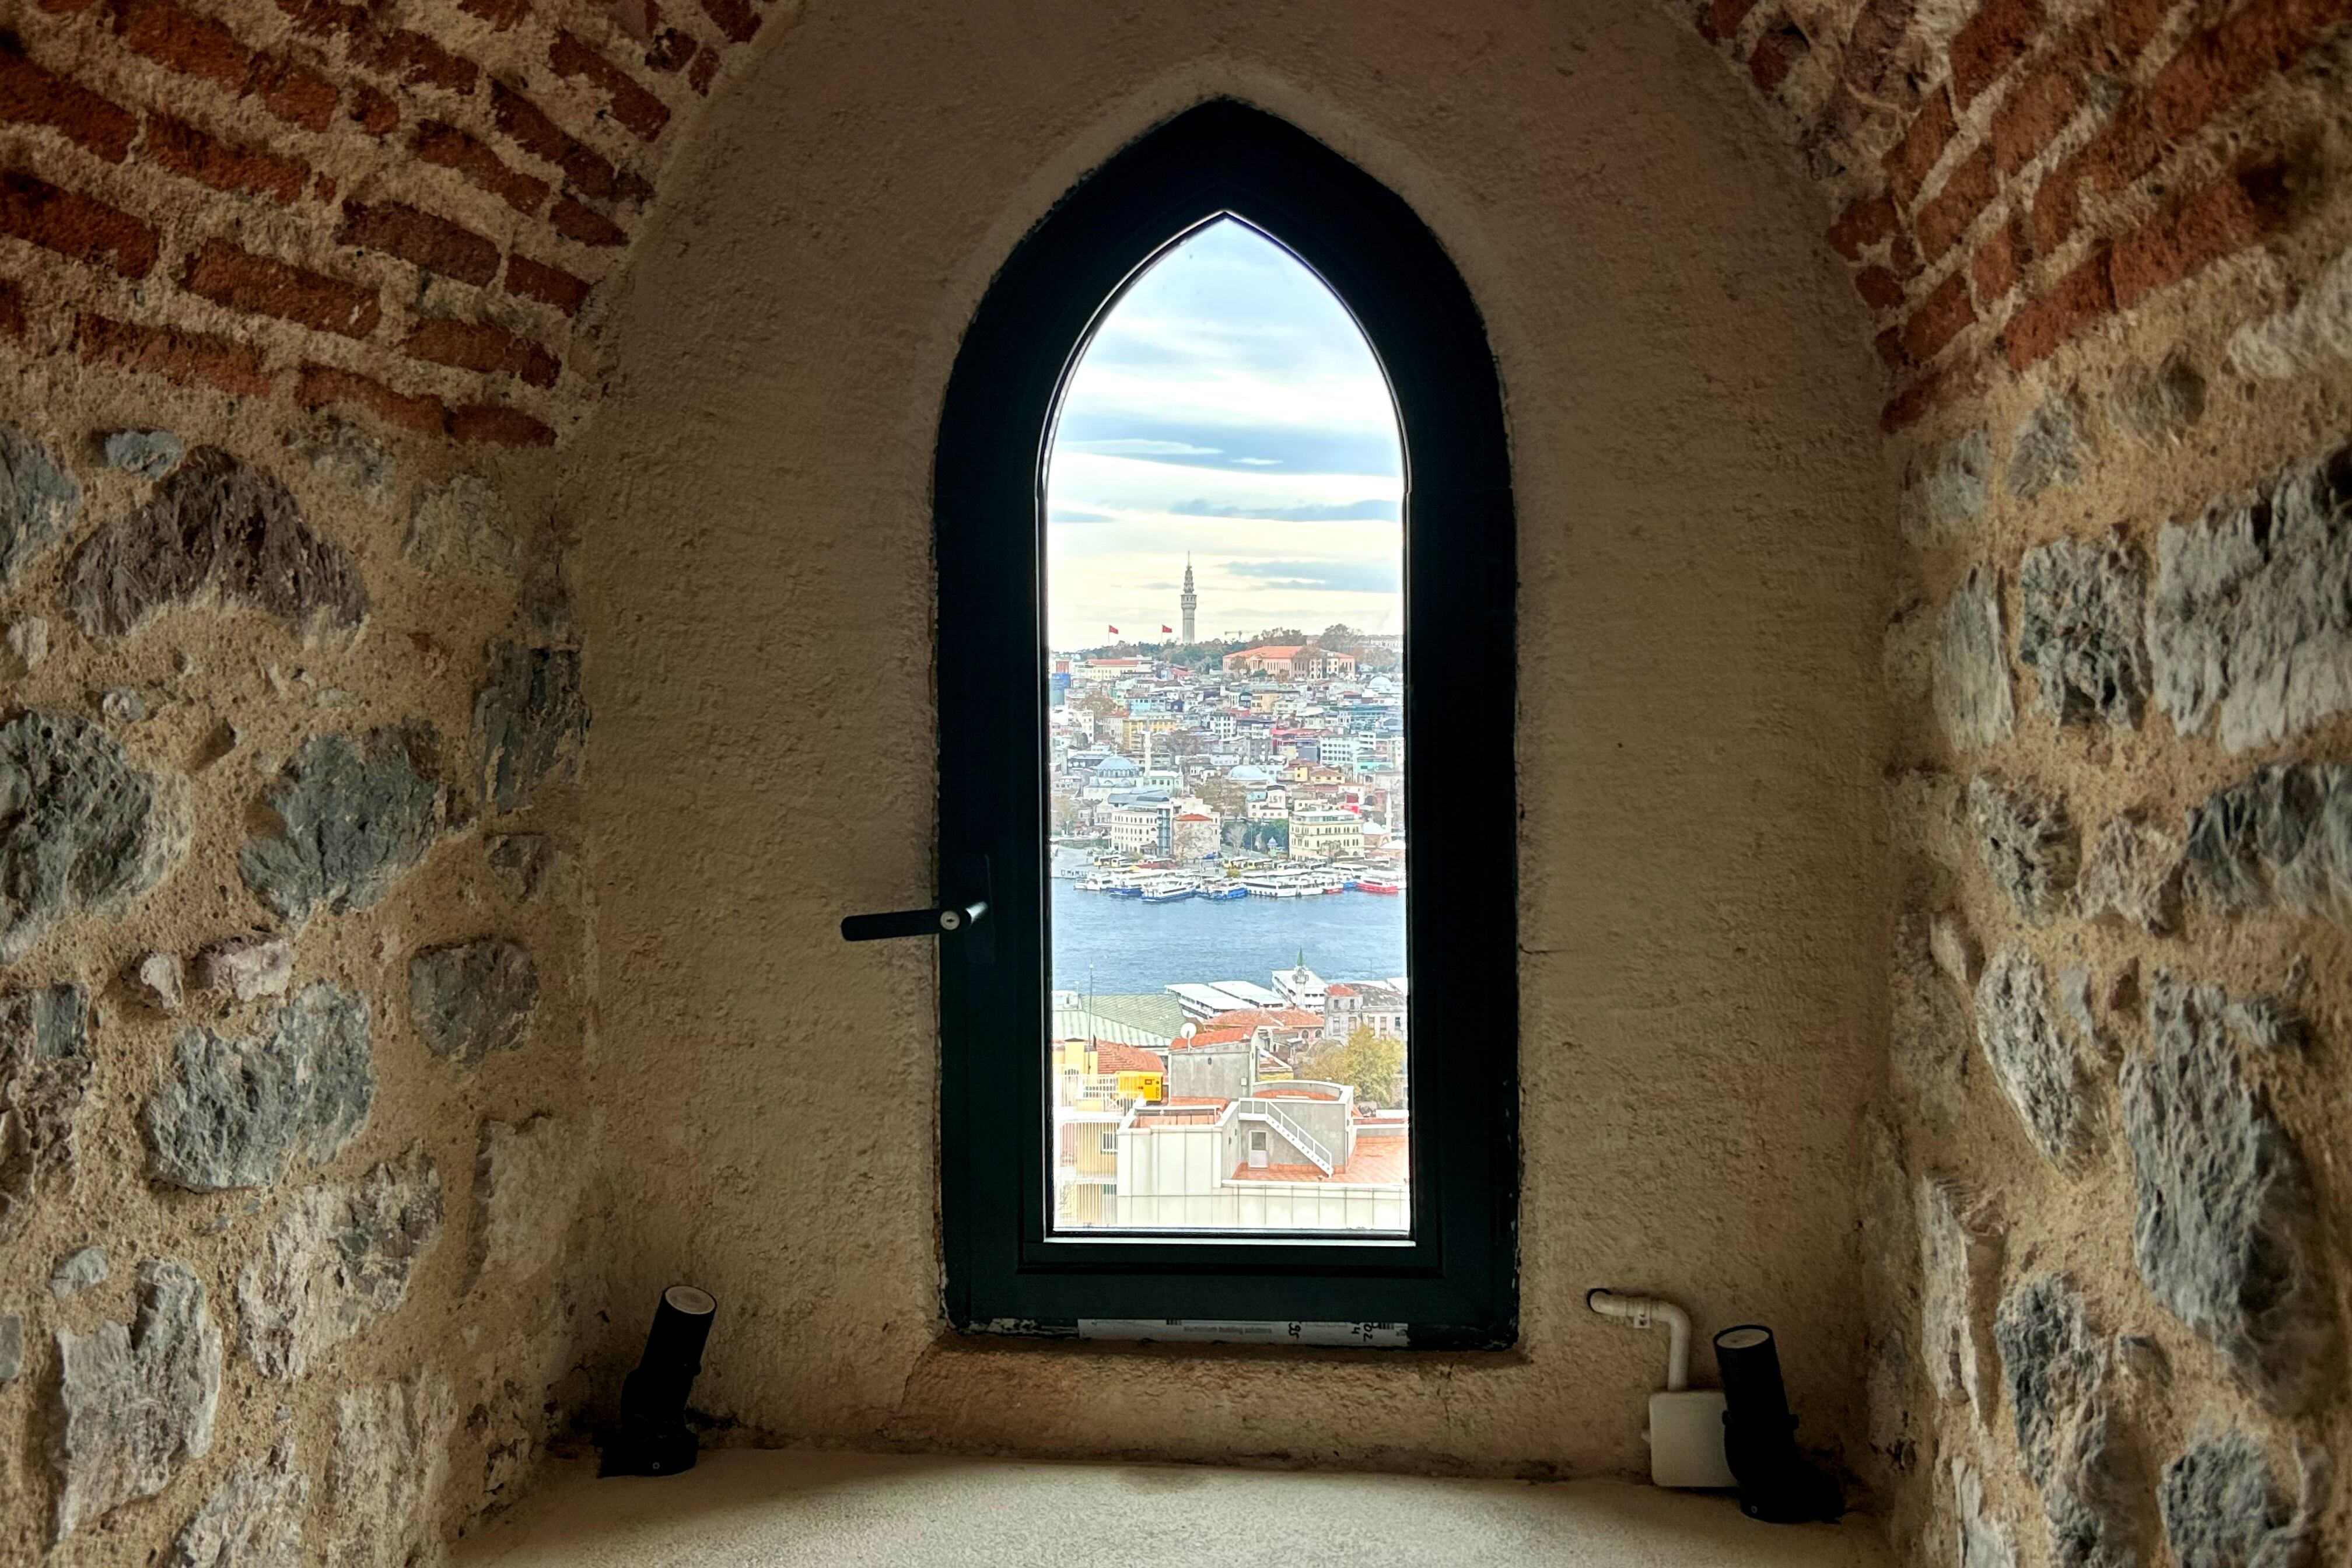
[1180,556,1197,644]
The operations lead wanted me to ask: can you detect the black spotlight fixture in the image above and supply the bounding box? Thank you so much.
[601,1284,717,1478]
[1713,1324,1844,1523]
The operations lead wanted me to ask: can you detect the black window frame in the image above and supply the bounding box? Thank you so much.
[935,99,1517,1348]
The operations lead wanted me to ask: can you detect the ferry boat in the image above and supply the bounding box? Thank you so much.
[1199,884,1249,902]
[1139,878,1196,904]
[1076,872,1122,892]
[1356,876,1404,895]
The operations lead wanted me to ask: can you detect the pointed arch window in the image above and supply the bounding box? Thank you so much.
[933,102,1517,1345]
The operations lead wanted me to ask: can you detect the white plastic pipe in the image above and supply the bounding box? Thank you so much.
[1587,1288,1692,1392]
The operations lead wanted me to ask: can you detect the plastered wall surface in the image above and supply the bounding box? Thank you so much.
[570,0,1892,1482]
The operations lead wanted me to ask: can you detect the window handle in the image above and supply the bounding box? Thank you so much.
[840,901,989,942]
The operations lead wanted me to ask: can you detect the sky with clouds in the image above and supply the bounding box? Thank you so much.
[1044,217,1404,653]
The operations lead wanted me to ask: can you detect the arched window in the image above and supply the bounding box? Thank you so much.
[932,100,1515,1345]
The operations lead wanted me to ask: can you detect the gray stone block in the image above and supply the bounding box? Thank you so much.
[2157,1427,2320,1568]
[1894,915,1971,1129]
[0,983,92,1237]
[410,939,537,1069]
[476,642,587,813]
[1994,1273,2133,1568]
[1937,566,2016,750]
[1906,429,1992,544]
[145,984,373,1192]
[1971,774,2080,927]
[2018,536,2148,729]
[51,1244,108,1297]
[2183,763,2352,919]
[404,473,517,576]
[2124,976,2329,1413]
[2080,814,2183,933]
[486,833,551,902]
[2150,446,2352,751]
[1954,1458,2021,1568]
[104,429,186,480]
[1917,1175,2004,1417]
[0,710,189,961]
[327,1373,454,1568]
[1977,944,2092,1163]
[67,448,368,640]
[170,1440,308,1568]
[0,1313,20,1382]
[2008,393,2086,502]
[239,728,444,926]
[54,1259,222,1541]
[2108,352,2206,447]
[0,422,81,586]
[238,1154,441,1380]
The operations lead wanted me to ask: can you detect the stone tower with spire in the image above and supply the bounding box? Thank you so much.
[1180,556,1197,644]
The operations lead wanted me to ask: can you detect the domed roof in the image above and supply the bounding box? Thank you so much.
[1094,755,1140,775]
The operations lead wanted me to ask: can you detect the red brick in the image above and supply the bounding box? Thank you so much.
[1698,0,1760,42]
[2093,0,2179,64]
[349,82,398,135]
[1882,363,1962,432]
[1990,54,2083,174]
[698,0,761,43]
[403,315,560,386]
[687,44,718,93]
[0,276,24,338]
[548,195,625,246]
[2002,250,2113,369]
[1971,213,2029,303]
[1950,0,2045,107]
[184,239,379,338]
[1854,264,1908,312]
[144,114,306,204]
[0,172,155,276]
[113,0,334,131]
[1882,88,1955,206]
[503,253,589,314]
[1748,20,1803,93]
[551,31,671,139]
[274,0,480,93]
[311,172,334,202]
[38,0,102,12]
[645,28,697,74]
[2029,151,2084,253]
[449,403,554,445]
[294,360,446,432]
[416,120,548,214]
[458,0,533,29]
[2109,162,2287,309]
[1915,146,1998,261]
[76,311,271,395]
[338,200,500,286]
[1889,229,1920,277]
[1828,192,1898,260]
[492,82,629,202]
[0,43,138,161]
[1874,324,1909,369]
[254,61,335,131]
[1900,269,1977,362]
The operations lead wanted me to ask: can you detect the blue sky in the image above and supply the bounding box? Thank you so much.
[1044,218,1404,652]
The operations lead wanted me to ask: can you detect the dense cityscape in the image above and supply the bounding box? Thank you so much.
[1046,562,1412,1233]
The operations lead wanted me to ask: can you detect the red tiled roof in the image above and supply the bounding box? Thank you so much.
[1093,1041,1165,1073]
[1230,1138,1409,1185]
[1178,1027,1250,1049]
[1209,1009,1322,1032]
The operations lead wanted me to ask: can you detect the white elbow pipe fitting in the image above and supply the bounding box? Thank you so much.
[1587,1287,1692,1392]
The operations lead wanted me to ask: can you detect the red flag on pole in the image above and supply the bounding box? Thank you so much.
[1107,625,1119,635]
[1161,625,1174,634]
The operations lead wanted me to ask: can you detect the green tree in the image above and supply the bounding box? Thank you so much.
[1302,1025,1404,1109]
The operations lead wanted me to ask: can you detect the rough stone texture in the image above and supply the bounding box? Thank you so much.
[238,1154,442,1380]
[2108,352,2206,446]
[1930,910,1981,990]
[1894,916,1971,1129]
[477,642,588,813]
[295,424,394,501]
[487,834,552,902]
[51,1243,109,1297]
[200,935,297,1001]
[102,685,152,725]
[2017,537,2147,729]
[2054,965,2107,1060]
[1955,1458,2021,1568]
[67,448,370,640]
[54,1259,222,1541]
[104,429,186,480]
[1994,1273,2128,1568]
[2183,765,2352,919]
[2157,1427,2320,1568]
[0,982,92,1236]
[1970,774,2080,927]
[171,1441,309,1568]
[1,422,83,584]
[1917,1175,2003,1417]
[2150,447,2352,752]
[407,473,518,576]
[327,1371,456,1568]
[239,728,445,926]
[0,1314,20,1382]
[1976,944,2092,1163]
[134,951,186,1014]
[2007,394,2085,502]
[411,940,538,1069]
[1905,429,1992,543]
[2227,243,2352,382]
[477,1115,583,1280]
[1936,566,2015,750]
[0,709,190,961]
[6,614,48,671]
[2080,815,2184,934]
[146,984,374,1192]
[2124,976,2328,1413]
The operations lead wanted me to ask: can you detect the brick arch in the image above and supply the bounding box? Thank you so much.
[2,0,786,446]
[1661,0,2347,430]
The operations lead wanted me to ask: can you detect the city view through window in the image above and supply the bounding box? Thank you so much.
[1044,218,1409,1236]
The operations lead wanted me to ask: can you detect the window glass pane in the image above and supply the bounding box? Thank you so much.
[1044,218,1408,1237]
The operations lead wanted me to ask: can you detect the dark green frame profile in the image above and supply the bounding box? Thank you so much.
[934,100,1518,1346]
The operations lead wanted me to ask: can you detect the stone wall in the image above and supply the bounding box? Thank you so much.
[0,199,596,1568]
[1663,0,2352,1563]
